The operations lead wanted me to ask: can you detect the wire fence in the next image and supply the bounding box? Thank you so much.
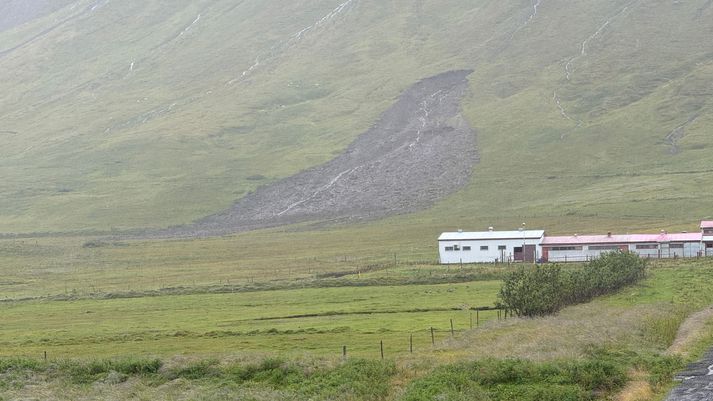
[337,307,512,359]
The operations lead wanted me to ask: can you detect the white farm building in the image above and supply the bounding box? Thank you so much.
[439,220,713,264]
[703,221,713,257]
[541,232,703,262]
[438,229,545,264]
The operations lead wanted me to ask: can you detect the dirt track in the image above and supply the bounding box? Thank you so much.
[158,70,478,237]
[664,307,713,400]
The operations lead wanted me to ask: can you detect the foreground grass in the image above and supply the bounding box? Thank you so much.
[2,353,675,401]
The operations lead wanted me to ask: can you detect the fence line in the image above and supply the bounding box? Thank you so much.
[336,308,509,359]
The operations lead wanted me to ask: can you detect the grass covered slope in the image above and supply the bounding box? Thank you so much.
[0,0,712,234]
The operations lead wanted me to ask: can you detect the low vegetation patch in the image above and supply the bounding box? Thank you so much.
[498,252,647,317]
[399,348,682,401]
[58,357,163,384]
[0,357,396,401]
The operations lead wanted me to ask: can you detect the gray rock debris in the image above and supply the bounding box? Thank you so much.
[666,348,713,401]
[158,69,479,237]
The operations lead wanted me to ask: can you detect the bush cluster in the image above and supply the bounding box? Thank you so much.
[498,252,647,317]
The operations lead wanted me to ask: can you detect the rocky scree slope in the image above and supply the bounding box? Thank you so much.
[161,70,478,236]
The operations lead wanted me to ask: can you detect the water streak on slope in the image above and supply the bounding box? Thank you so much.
[564,0,638,80]
[158,70,478,237]
[552,91,582,126]
[227,0,358,85]
[177,14,201,38]
[276,167,359,216]
[665,114,700,155]
[511,0,542,38]
[552,91,583,139]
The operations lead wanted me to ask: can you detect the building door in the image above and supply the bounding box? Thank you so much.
[524,245,536,262]
[660,243,670,258]
[514,247,523,261]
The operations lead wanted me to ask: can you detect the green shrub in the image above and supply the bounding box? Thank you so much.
[297,359,397,401]
[169,359,221,380]
[498,264,564,317]
[60,358,162,384]
[0,358,42,373]
[499,252,647,317]
[227,358,303,386]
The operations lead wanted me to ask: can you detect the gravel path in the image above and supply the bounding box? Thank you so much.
[666,349,713,400]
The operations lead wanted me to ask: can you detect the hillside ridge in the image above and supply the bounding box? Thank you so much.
[0,0,712,233]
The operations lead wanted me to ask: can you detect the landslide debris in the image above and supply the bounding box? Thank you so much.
[160,70,478,237]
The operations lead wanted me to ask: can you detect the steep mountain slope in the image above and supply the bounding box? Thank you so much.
[1,0,712,234]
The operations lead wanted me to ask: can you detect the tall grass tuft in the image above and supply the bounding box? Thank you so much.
[642,305,690,349]
[58,357,162,384]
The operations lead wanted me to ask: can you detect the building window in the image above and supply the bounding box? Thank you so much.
[670,243,684,249]
[453,245,461,251]
[463,246,472,251]
[551,246,583,251]
[635,244,658,250]
[445,246,454,251]
[588,245,620,251]
[704,229,713,234]
[707,243,713,249]
[498,245,506,250]
[480,246,489,251]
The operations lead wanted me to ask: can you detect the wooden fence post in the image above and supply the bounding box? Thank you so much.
[450,319,454,336]
[410,334,413,353]
[431,327,435,346]
[380,340,384,359]
[343,345,347,359]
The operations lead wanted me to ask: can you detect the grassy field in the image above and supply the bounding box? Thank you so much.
[0,281,502,359]
[4,250,713,400]
[0,234,508,360]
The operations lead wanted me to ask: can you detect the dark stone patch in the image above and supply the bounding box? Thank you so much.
[666,348,713,400]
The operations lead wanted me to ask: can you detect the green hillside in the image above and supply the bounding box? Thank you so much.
[1,0,712,234]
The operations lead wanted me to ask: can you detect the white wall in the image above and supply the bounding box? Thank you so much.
[439,238,541,264]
